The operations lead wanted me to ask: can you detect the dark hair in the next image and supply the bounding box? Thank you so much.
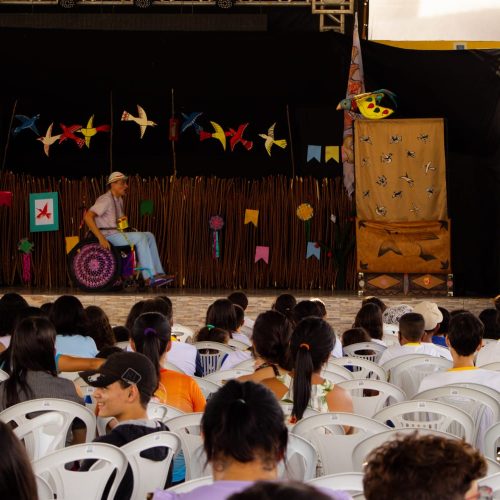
[125,300,146,332]
[0,303,25,337]
[202,380,288,465]
[141,298,173,323]
[362,296,387,313]
[96,346,123,359]
[272,294,297,321]
[17,306,46,320]
[342,327,372,347]
[437,307,450,335]
[495,295,500,312]
[228,292,249,311]
[0,293,28,309]
[398,313,425,342]
[450,308,469,318]
[292,300,323,326]
[206,299,238,332]
[354,303,384,340]
[252,311,293,371]
[290,317,334,420]
[3,317,57,408]
[448,312,484,356]
[131,312,171,384]
[0,421,38,500]
[196,326,230,344]
[85,306,116,351]
[363,433,487,500]
[311,299,327,318]
[233,304,245,329]
[112,326,130,343]
[479,308,500,340]
[228,481,331,500]
[49,295,88,336]
[40,302,54,315]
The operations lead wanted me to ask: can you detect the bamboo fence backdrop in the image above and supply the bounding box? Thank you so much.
[0,171,356,290]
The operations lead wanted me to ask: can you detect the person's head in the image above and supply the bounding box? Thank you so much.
[252,311,293,371]
[479,308,500,340]
[156,296,174,322]
[196,326,230,344]
[272,294,297,320]
[97,346,123,359]
[233,304,245,330]
[206,299,238,332]
[228,481,331,500]
[0,303,25,337]
[0,421,38,500]
[292,300,323,326]
[362,296,387,313]
[0,293,28,309]
[49,295,88,336]
[85,305,115,351]
[80,351,157,419]
[290,317,335,420]
[107,171,128,197]
[113,326,130,343]
[413,301,443,335]
[141,298,173,324]
[310,298,327,318]
[228,292,249,311]
[437,307,451,336]
[40,302,54,315]
[341,327,372,347]
[382,304,413,327]
[354,303,383,340]
[202,380,288,479]
[125,300,146,332]
[363,433,487,500]
[447,312,484,357]
[398,313,425,343]
[493,294,500,312]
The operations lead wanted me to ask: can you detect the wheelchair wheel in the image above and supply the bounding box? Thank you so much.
[68,241,122,292]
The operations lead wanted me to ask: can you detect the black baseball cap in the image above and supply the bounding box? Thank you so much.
[79,351,157,398]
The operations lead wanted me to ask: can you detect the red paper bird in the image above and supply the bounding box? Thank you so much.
[36,203,51,220]
[225,123,253,152]
[59,123,84,148]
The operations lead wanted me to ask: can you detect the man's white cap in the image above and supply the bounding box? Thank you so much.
[413,301,443,330]
[107,171,128,184]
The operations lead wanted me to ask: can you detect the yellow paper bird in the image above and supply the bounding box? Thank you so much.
[37,123,61,157]
[79,115,111,148]
[258,123,287,156]
[121,105,157,139]
[199,121,227,151]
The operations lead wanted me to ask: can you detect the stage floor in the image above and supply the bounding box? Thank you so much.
[1,287,493,338]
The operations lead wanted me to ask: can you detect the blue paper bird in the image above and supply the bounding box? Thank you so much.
[181,112,203,134]
[13,114,41,136]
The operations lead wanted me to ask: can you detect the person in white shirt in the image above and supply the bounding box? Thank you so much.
[378,313,450,366]
[413,301,444,344]
[228,292,255,339]
[476,339,500,366]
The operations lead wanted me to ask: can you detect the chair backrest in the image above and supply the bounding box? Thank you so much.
[115,341,130,350]
[343,342,387,363]
[321,362,354,381]
[279,403,320,425]
[166,476,213,493]
[478,472,500,497]
[389,356,452,398]
[373,400,475,443]
[121,431,180,500]
[147,401,186,422]
[481,362,500,372]
[351,428,459,472]
[280,433,318,481]
[382,333,399,346]
[380,353,430,372]
[0,369,8,382]
[192,376,222,400]
[484,422,500,463]
[329,357,388,381]
[448,382,500,400]
[292,412,390,474]
[203,369,253,384]
[165,412,210,480]
[163,361,185,374]
[482,338,498,345]
[194,341,235,376]
[307,472,364,494]
[232,358,256,370]
[486,457,500,475]
[336,379,407,418]
[413,385,500,451]
[228,339,250,350]
[33,442,128,500]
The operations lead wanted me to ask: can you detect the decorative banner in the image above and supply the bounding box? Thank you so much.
[255,246,269,264]
[0,191,12,207]
[306,145,322,163]
[13,113,40,137]
[244,209,259,227]
[18,238,34,284]
[140,199,154,216]
[258,122,287,156]
[209,215,224,259]
[29,192,59,232]
[65,236,79,254]
[356,219,451,273]
[306,241,321,260]
[325,146,340,163]
[121,105,157,139]
[296,203,314,242]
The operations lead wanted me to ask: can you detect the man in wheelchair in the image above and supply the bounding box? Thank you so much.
[84,171,171,287]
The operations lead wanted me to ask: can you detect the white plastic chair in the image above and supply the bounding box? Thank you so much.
[194,341,235,376]
[336,379,407,418]
[279,402,320,424]
[478,472,500,497]
[448,382,500,400]
[380,353,430,372]
[166,476,213,492]
[486,457,500,475]
[351,428,459,472]
[148,401,185,421]
[321,362,354,380]
[280,433,318,481]
[192,376,221,400]
[484,422,500,463]
[329,357,388,381]
[228,339,250,350]
[164,361,186,374]
[343,342,387,363]
[115,340,130,350]
[165,412,210,480]
[0,368,8,381]
[382,333,399,346]
[172,324,195,342]
[307,472,364,494]
[36,474,54,500]
[373,400,475,443]
[33,442,127,500]
[121,431,180,500]
[203,369,253,384]
[232,358,256,370]
[292,412,390,474]
[482,362,500,372]
[414,385,500,450]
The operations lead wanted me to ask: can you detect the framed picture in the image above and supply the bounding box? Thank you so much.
[30,192,59,232]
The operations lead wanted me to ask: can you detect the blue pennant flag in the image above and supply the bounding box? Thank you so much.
[306,145,322,163]
[306,241,320,260]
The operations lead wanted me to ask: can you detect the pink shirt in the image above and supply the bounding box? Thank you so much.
[89,191,124,235]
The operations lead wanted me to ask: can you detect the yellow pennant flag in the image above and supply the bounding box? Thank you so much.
[65,236,80,254]
[244,209,259,227]
[325,146,340,163]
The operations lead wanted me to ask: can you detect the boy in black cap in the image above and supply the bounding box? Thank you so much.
[79,351,171,499]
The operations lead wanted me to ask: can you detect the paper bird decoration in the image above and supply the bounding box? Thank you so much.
[121,105,157,139]
[79,115,111,148]
[244,209,259,227]
[306,242,321,260]
[181,112,203,134]
[259,123,287,156]
[200,121,227,151]
[59,123,84,148]
[336,89,397,119]
[226,123,253,152]
[37,123,61,157]
[255,246,269,264]
[12,114,40,136]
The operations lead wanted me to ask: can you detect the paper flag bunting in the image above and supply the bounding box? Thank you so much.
[244,209,259,227]
[29,192,59,232]
[121,105,157,139]
[325,146,340,163]
[0,191,12,207]
[65,236,79,254]
[307,145,322,163]
[255,246,269,264]
[306,241,321,260]
[140,199,154,216]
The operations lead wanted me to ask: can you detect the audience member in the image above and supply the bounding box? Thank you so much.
[353,303,385,344]
[228,481,337,500]
[197,325,231,344]
[361,296,387,313]
[231,305,252,347]
[113,325,131,343]
[125,300,147,332]
[479,308,500,340]
[412,301,444,344]
[228,292,255,339]
[432,306,451,347]
[0,293,29,348]
[381,304,412,336]
[272,293,296,321]
[86,305,116,351]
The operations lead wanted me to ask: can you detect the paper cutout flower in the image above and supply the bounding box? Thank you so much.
[209,215,224,231]
[18,238,34,254]
[297,203,314,222]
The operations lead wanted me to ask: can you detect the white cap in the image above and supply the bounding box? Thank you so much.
[107,171,128,184]
[413,301,443,330]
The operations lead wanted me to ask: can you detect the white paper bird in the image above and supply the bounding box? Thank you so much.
[258,122,287,156]
[121,105,157,139]
[37,123,61,157]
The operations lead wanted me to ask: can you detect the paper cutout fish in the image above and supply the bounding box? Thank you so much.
[59,123,84,148]
[199,121,226,151]
[181,112,203,134]
[226,123,253,152]
[37,123,62,157]
[121,105,157,139]
[79,115,111,148]
[336,89,397,119]
[258,123,287,156]
[13,114,40,136]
